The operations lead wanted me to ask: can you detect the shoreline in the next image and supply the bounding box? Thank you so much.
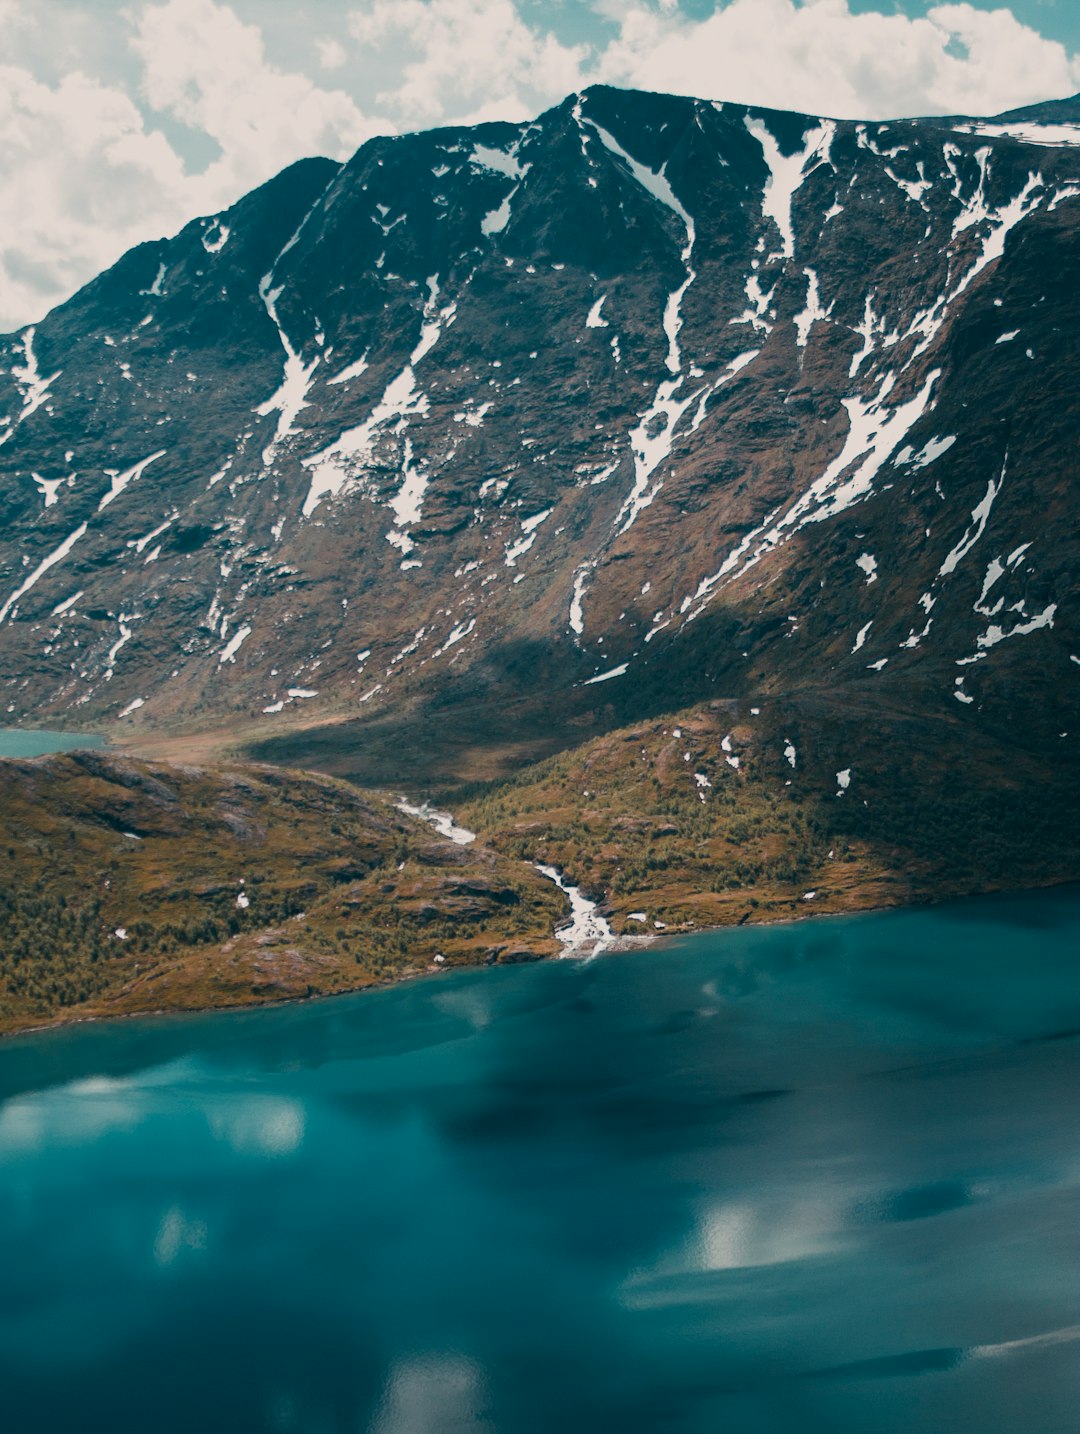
[5,875,1076,1046]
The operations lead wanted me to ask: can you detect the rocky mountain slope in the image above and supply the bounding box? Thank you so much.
[1,84,1079,1027]
[2,85,1077,750]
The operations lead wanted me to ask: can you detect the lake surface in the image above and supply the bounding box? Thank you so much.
[0,727,105,757]
[3,889,1080,1433]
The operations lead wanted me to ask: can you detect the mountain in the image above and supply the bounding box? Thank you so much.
[2,84,1079,1029]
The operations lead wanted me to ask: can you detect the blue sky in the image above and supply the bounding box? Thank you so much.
[1,0,1077,330]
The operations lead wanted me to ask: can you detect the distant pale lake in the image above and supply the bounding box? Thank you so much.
[3,888,1080,1433]
[0,728,104,758]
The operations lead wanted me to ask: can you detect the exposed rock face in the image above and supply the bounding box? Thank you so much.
[1,85,1078,786]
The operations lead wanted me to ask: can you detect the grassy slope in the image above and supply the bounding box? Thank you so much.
[0,752,563,1035]
[456,688,1080,932]
[5,670,1078,1036]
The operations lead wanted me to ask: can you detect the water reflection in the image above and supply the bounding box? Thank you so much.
[1,887,1079,1432]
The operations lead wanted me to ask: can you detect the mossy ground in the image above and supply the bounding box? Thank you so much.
[4,679,1078,1035]
[0,752,562,1035]
[456,691,1080,932]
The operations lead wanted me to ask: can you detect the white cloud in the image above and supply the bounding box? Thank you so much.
[595,0,1080,120]
[340,0,1079,134]
[0,64,189,333]
[131,0,375,189]
[0,0,381,332]
[315,36,348,71]
[346,0,589,126]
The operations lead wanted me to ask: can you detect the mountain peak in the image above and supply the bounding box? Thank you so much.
[0,82,1075,812]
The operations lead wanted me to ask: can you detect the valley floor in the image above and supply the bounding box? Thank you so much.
[3,677,1079,1037]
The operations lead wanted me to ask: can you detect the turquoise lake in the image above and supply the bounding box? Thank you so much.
[3,888,1080,1433]
[0,728,104,758]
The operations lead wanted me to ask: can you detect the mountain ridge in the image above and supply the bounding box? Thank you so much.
[2,86,1072,728]
[1,81,1078,1030]
[2,85,1076,725]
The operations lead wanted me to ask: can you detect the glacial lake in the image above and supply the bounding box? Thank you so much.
[3,888,1080,1434]
[0,728,104,758]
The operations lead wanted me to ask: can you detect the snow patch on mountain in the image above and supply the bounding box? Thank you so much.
[98,451,166,512]
[6,327,60,434]
[939,457,1005,576]
[256,274,320,464]
[139,262,166,298]
[131,513,177,555]
[586,296,609,329]
[387,437,430,555]
[616,377,697,536]
[976,603,1056,651]
[684,368,941,620]
[219,624,252,665]
[955,122,1080,149]
[580,107,696,373]
[303,277,455,518]
[201,220,230,254]
[505,508,553,567]
[744,115,835,262]
[32,473,63,508]
[907,165,1045,361]
[0,522,88,625]
[104,615,135,678]
[481,195,514,236]
[433,617,476,659]
[328,350,369,386]
[570,111,703,549]
[691,349,760,431]
[584,662,629,685]
[896,434,956,469]
[470,143,528,180]
[731,273,776,334]
[793,268,831,347]
[884,159,932,208]
[569,564,593,638]
[472,140,529,237]
[254,182,339,464]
